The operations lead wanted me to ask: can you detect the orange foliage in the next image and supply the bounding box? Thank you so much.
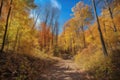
[39,22,53,49]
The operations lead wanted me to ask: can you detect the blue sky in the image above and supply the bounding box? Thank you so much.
[34,0,101,33]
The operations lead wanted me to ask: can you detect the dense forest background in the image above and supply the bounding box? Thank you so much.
[0,0,120,80]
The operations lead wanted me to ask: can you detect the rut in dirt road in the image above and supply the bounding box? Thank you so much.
[40,58,94,80]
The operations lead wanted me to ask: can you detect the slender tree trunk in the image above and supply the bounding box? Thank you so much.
[43,10,49,50]
[0,0,4,17]
[13,27,19,52]
[49,10,55,47]
[6,33,9,51]
[73,38,75,54]
[105,0,119,46]
[32,13,40,29]
[53,19,58,46]
[92,0,108,56]
[1,0,12,52]
[55,21,59,45]
[104,0,117,32]
[17,31,22,53]
[81,25,86,48]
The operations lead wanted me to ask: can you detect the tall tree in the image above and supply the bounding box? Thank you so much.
[1,0,12,52]
[12,27,20,52]
[104,0,117,32]
[72,2,93,48]
[92,0,108,56]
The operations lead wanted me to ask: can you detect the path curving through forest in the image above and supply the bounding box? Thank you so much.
[40,57,94,80]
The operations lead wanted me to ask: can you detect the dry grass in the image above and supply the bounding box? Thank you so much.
[0,52,56,80]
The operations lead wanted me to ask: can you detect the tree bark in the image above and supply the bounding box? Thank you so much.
[81,25,86,48]
[0,0,4,17]
[1,0,12,52]
[92,0,108,56]
[13,27,20,52]
[104,0,117,32]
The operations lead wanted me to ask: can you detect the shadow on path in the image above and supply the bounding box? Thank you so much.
[40,58,94,80]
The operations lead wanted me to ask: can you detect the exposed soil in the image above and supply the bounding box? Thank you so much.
[40,57,94,80]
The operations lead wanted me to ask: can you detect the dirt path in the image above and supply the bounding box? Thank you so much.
[40,57,93,80]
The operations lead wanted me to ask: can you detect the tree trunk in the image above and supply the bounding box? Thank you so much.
[0,0,4,17]
[104,0,117,32]
[92,0,108,56]
[1,0,12,52]
[13,27,20,52]
[32,13,40,30]
[81,25,86,48]
[17,31,22,53]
